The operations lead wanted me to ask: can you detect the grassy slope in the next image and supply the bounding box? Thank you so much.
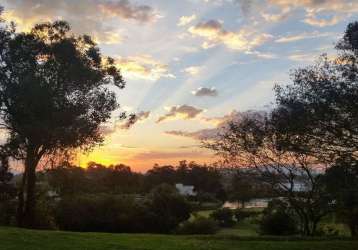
[1,227,357,250]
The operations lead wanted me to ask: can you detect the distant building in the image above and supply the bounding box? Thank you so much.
[175,183,196,196]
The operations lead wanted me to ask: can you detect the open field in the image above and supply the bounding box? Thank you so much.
[1,227,357,250]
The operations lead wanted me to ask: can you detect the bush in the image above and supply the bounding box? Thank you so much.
[177,216,219,234]
[56,194,147,232]
[33,198,57,230]
[259,199,297,235]
[0,200,16,226]
[56,184,191,233]
[144,184,192,233]
[234,209,260,222]
[0,183,17,226]
[210,208,235,227]
[316,224,340,237]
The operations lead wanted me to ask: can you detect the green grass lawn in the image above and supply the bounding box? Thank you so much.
[191,209,351,237]
[191,209,259,236]
[0,227,357,250]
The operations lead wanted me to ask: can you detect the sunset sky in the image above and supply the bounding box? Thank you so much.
[1,0,358,171]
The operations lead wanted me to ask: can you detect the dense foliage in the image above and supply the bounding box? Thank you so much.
[259,200,297,236]
[0,13,125,227]
[56,184,191,233]
[210,208,235,227]
[176,216,219,235]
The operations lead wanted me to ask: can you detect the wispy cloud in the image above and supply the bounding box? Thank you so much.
[2,0,158,45]
[183,66,203,76]
[165,110,266,140]
[275,31,334,43]
[235,0,358,28]
[188,19,272,51]
[165,129,218,140]
[98,0,158,23]
[178,14,197,26]
[288,52,316,62]
[303,14,342,27]
[115,55,175,81]
[131,149,208,161]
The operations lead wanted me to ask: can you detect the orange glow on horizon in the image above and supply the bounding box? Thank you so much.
[76,149,217,173]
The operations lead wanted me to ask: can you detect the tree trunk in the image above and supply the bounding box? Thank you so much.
[17,149,41,228]
[16,167,27,227]
[23,160,37,227]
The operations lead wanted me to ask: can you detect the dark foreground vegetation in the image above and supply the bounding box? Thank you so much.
[1,227,357,250]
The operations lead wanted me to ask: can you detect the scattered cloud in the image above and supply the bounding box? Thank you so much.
[178,14,197,26]
[261,7,291,22]
[188,19,272,51]
[156,105,203,123]
[303,14,342,27]
[115,55,175,81]
[98,0,158,23]
[165,129,218,140]
[201,110,245,126]
[2,0,158,45]
[100,111,150,135]
[268,0,357,27]
[233,0,358,28]
[191,87,218,97]
[165,110,266,140]
[268,0,358,15]
[119,111,151,129]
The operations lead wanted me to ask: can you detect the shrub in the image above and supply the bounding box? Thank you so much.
[33,198,57,230]
[259,199,297,235]
[55,185,191,233]
[144,184,192,233]
[195,192,220,203]
[177,216,219,234]
[316,224,340,237]
[0,200,16,226]
[210,208,235,227]
[0,183,17,226]
[234,209,260,222]
[56,194,146,232]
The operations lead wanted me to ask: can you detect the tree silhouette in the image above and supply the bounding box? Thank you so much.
[0,17,125,227]
[204,22,358,235]
[271,22,358,162]
[204,112,330,235]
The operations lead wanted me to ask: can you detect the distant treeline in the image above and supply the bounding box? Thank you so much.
[43,160,225,198]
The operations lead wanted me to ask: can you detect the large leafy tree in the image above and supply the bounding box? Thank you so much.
[0,14,125,227]
[271,22,358,162]
[205,112,330,235]
[205,22,358,236]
